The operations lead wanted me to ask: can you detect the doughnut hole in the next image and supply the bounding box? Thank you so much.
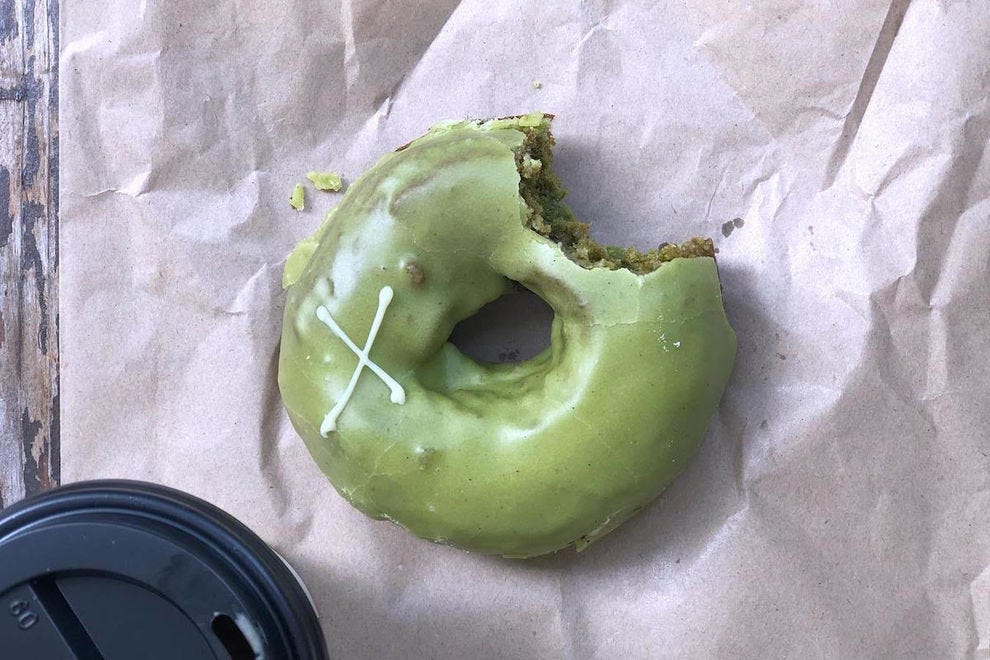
[448,284,553,364]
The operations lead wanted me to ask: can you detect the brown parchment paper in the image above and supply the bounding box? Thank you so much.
[60,1,990,657]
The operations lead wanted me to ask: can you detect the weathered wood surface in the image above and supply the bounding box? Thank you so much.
[0,0,59,507]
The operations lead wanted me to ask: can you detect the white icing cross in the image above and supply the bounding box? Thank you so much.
[315,286,406,436]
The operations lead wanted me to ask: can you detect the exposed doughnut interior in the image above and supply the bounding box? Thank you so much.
[511,118,716,274]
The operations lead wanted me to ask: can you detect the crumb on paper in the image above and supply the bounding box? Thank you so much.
[721,217,745,237]
[532,80,542,89]
[306,171,343,192]
[289,183,305,210]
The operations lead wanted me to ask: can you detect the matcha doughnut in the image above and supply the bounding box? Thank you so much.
[279,113,735,557]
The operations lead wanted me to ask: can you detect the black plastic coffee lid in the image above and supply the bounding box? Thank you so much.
[0,480,328,659]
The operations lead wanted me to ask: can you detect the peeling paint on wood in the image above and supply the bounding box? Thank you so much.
[0,0,59,507]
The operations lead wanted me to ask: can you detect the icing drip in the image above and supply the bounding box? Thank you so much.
[316,286,406,436]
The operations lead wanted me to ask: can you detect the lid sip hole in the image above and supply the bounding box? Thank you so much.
[212,613,256,659]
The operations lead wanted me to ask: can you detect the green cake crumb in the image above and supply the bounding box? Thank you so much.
[289,183,305,210]
[306,171,343,192]
[532,81,542,89]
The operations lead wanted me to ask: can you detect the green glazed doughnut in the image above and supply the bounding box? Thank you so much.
[278,113,735,558]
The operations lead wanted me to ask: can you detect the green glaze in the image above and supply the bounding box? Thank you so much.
[278,114,736,557]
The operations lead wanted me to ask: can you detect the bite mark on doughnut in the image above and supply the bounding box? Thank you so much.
[508,116,716,274]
